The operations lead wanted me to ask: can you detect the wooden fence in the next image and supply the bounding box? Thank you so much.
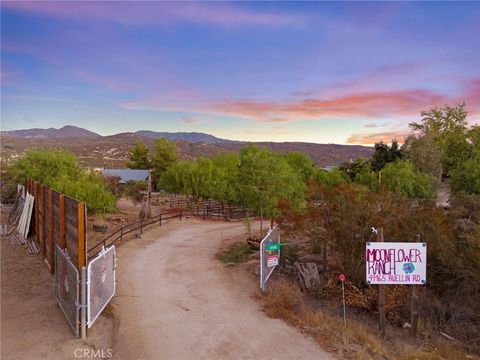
[87,209,183,258]
[168,196,249,220]
[25,179,87,273]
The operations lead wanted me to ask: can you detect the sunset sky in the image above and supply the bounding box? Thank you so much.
[1,1,479,144]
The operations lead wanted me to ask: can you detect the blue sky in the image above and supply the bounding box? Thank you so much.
[1,1,479,144]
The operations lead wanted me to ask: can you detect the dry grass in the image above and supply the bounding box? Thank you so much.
[401,343,473,360]
[102,303,115,318]
[260,278,477,360]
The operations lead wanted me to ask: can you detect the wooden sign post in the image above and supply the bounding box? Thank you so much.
[411,234,421,337]
[376,228,386,337]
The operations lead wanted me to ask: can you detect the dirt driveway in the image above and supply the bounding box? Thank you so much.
[1,229,112,360]
[112,218,332,360]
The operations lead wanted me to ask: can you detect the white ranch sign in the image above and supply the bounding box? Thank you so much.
[366,242,427,285]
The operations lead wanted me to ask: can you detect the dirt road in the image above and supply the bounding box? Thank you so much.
[0,229,112,360]
[112,219,332,360]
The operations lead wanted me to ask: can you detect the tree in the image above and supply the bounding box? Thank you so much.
[285,151,316,182]
[449,149,480,194]
[127,140,151,169]
[403,134,443,184]
[238,145,304,236]
[7,149,115,213]
[371,140,403,171]
[339,157,370,181]
[409,103,472,175]
[380,160,435,199]
[314,167,348,187]
[209,153,240,203]
[151,138,177,182]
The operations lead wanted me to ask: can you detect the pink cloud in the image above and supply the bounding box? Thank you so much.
[209,89,448,121]
[346,131,410,145]
[120,79,480,124]
[182,117,209,125]
[2,2,305,28]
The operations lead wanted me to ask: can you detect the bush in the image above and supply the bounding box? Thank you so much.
[380,160,435,199]
[6,149,116,213]
[315,167,348,187]
[218,242,253,264]
[449,150,480,194]
[278,241,300,272]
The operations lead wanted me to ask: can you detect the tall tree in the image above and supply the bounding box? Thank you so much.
[450,148,480,194]
[8,149,116,213]
[380,160,435,199]
[339,157,370,180]
[151,138,177,182]
[127,140,151,169]
[238,145,304,236]
[371,139,403,171]
[403,134,443,185]
[285,151,316,182]
[409,103,472,175]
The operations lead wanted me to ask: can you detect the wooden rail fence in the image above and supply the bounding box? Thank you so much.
[87,209,183,258]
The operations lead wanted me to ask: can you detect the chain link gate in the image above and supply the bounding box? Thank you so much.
[55,245,80,337]
[260,226,281,291]
[87,245,116,328]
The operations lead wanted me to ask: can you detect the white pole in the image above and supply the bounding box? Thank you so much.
[81,266,87,340]
[342,280,346,331]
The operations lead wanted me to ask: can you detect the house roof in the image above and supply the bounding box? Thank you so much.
[102,169,150,184]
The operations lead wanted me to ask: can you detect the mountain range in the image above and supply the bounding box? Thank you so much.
[1,125,374,167]
[3,126,234,144]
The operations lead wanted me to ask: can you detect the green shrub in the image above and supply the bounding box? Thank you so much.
[218,242,253,264]
[7,149,115,213]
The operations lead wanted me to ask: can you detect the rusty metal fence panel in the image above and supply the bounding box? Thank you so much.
[87,245,116,328]
[52,191,60,245]
[44,186,51,263]
[55,245,79,337]
[64,197,79,265]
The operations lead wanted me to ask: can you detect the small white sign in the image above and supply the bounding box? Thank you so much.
[366,242,427,285]
[267,254,279,267]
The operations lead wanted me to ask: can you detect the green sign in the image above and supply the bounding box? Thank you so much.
[266,243,280,251]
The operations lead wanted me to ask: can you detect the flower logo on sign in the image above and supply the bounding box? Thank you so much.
[403,262,415,274]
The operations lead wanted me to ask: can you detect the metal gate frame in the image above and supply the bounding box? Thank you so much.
[55,245,80,337]
[260,226,280,291]
[87,245,116,328]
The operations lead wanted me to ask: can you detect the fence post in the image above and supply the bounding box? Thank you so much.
[411,234,421,337]
[34,182,39,244]
[48,189,54,274]
[40,185,46,258]
[77,203,86,271]
[180,210,182,221]
[81,266,87,340]
[159,214,162,227]
[140,219,143,234]
[59,194,66,249]
[377,227,386,337]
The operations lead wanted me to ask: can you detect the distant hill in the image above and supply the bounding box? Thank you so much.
[1,125,373,167]
[135,130,235,144]
[3,125,101,139]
